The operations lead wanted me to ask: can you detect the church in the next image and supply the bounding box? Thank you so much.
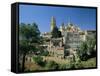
[41,16,96,58]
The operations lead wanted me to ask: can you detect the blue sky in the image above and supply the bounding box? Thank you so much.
[19,4,96,33]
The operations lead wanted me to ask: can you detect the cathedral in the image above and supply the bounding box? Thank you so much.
[41,16,96,58]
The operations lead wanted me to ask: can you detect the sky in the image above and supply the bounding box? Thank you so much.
[19,4,96,33]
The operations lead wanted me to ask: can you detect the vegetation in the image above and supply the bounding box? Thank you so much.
[51,26,62,38]
[81,57,96,68]
[41,51,49,56]
[45,61,59,70]
[19,23,42,72]
[77,42,89,61]
[19,22,96,72]
[33,56,45,67]
[77,35,96,61]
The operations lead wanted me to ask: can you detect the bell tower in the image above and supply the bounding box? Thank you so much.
[51,16,56,32]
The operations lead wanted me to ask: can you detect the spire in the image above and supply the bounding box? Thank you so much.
[60,22,65,32]
[61,22,65,30]
[68,17,73,26]
[68,17,70,25]
[62,22,64,27]
[51,16,56,31]
[68,17,70,23]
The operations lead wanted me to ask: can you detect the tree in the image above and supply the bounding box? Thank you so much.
[77,35,96,61]
[77,42,88,61]
[51,26,62,38]
[87,35,96,57]
[19,23,41,72]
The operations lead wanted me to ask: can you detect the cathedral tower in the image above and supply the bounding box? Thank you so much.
[51,16,56,32]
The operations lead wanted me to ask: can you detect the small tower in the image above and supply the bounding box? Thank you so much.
[60,22,65,32]
[51,16,56,32]
[68,17,71,26]
[59,22,65,36]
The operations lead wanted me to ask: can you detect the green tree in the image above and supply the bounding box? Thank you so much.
[77,42,88,61]
[87,36,96,57]
[19,23,41,72]
[51,26,62,38]
[77,35,96,61]
[83,34,96,59]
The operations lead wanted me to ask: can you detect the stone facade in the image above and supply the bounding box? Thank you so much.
[41,17,96,58]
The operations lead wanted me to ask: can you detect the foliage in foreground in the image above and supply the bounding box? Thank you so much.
[77,35,96,61]
[32,55,96,71]
[19,23,42,72]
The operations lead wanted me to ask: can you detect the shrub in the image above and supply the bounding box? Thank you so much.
[33,56,45,67]
[74,61,83,68]
[46,61,59,70]
[58,64,67,70]
[41,51,49,56]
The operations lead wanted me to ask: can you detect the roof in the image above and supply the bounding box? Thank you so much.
[56,47,64,50]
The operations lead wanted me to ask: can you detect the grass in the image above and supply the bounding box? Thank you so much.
[81,57,96,68]
[24,56,96,71]
[24,61,42,71]
[43,56,69,64]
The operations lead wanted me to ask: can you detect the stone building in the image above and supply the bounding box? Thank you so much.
[41,16,96,58]
[48,38,65,58]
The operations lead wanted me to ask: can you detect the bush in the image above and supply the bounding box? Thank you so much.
[41,51,49,56]
[74,61,83,68]
[58,64,67,70]
[81,57,96,68]
[69,62,75,69]
[46,61,59,70]
[33,56,45,67]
